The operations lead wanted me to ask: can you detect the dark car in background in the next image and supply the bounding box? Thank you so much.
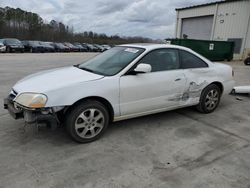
[51,43,70,52]
[22,40,44,53]
[39,42,55,52]
[74,43,88,52]
[102,44,111,51]
[81,43,91,52]
[64,42,79,52]
[85,43,99,52]
[93,44,105,52]
[1,38,24,53]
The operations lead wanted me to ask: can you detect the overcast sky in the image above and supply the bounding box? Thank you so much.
[0,0,218,39]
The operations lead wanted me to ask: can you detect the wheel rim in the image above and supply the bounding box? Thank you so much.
[205,89,219,111]
[75,108,105,139]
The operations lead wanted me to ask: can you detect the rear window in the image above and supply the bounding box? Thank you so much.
[179,50,208,69]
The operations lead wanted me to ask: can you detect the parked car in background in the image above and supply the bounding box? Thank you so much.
[39,42,55,52]
[102,44,111,51]
[74,43,88,52]
[93,44,105,52]
[81,43,91,52]
[4,44,235,143]
[0,39,6,52]
[1,38,24,53]
[22,41,44,53]
[51,43,70,52]
[84,43,97,52]
[64,42,79,52]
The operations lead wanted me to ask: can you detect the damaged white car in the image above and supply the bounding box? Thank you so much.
[4,44,235,143]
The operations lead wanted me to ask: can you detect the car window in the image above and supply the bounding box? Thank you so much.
[179,50,208,69]
[137,49,180,72]
[78,46,145,76]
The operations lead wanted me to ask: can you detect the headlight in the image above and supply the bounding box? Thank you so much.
[14,93,47,108]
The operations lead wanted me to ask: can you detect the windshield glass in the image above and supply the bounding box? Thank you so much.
[78,46,145,76]
[5,39,21,45]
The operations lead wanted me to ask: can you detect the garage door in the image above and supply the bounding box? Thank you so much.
[181,15,214,40]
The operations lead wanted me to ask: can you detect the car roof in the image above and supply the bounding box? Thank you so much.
[119,43,191,51]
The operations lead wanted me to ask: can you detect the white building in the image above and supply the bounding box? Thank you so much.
[175,0,250,60]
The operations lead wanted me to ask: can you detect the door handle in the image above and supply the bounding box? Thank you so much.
[175,78,182,81]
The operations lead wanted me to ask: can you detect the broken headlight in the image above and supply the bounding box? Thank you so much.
[14,93,47,108]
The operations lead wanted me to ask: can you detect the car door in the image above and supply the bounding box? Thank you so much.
[178,49,211,105]
[119,48,187,116]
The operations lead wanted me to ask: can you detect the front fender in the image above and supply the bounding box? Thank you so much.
[44,77,120,117]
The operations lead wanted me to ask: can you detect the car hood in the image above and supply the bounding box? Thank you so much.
[13,66,104,94]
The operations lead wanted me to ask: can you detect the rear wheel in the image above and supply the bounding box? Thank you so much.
[196,84,221,113]
[65,100,109,143]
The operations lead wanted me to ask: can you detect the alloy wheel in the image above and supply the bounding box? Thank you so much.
[205,89,219,111]
[75,108,105,139]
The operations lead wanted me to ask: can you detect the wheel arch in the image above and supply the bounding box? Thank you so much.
[210,81,224,94]
[65,96,114,122]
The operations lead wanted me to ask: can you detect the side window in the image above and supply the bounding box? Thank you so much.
[179,50,208,69]
[138,49,180,72]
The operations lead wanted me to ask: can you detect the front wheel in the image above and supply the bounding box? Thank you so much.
[65,100,109,143]
[196,84,221,113]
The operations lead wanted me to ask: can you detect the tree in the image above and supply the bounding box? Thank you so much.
[0,6,154,44]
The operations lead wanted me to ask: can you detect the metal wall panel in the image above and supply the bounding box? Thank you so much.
[181,16,213,40]
[176,0,250,59]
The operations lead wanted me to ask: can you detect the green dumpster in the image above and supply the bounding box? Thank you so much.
[166,38,234,61]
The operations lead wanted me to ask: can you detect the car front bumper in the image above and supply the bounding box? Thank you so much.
[4,98,23,119]
[0,46,6,52]
[4,97,58,128]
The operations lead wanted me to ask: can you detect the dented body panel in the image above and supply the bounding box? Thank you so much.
[8,44,234,122]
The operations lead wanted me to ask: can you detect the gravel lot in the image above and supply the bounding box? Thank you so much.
[0,53,250,188]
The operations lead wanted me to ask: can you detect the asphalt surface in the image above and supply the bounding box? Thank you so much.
[0,53,250,188]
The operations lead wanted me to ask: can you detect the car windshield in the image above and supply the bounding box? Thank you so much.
[5,39,21,45]
[78,46,145,76]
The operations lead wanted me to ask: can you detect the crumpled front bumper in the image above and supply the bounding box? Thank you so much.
[4,97,58,128]
[4,98,23,119]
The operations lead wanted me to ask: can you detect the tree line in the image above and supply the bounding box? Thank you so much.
[0,6,154,44]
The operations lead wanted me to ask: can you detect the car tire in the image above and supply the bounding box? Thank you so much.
[65,100,110,143]
[244,57,250,65]
[196,84,221,113]
[6,47,11,53]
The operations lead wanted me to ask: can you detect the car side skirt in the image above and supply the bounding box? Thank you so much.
[113,102,198,122]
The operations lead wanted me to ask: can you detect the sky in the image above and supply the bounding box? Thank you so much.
[0,0,219,39]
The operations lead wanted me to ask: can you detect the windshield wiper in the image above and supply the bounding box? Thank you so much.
[80,67,95,73]
[74,65,95,73]
[73,65,106,76]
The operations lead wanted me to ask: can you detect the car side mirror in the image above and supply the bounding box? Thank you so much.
[134,64,152,74]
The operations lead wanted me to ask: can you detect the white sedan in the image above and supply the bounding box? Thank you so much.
[4,44,235,143]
